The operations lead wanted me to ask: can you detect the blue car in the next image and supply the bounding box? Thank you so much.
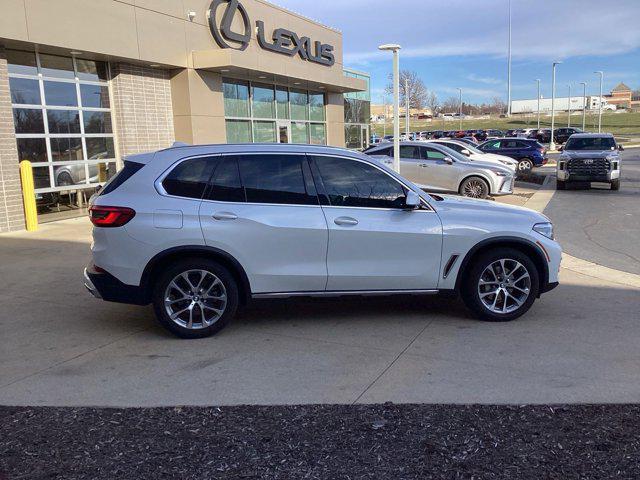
[478,138,548,173]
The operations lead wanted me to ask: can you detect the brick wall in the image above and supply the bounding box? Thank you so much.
[0,47,25,233]
[111,63,175,157]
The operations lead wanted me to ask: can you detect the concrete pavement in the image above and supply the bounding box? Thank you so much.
[1,215,640,407]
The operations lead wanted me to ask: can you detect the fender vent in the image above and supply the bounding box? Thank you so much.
[443,254,459,279]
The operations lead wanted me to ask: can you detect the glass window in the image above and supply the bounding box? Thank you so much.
[483,140,501,150]
[370,146,392,157]
[6,50,38,75]
[502,140,519,148]
[32,167,52,189]
[100,161,144,196]
[223,80,249,117]
[399,146,421,159]
[16,138,47,163]
[86,137,115,159]
[291,122,309,143]
[162,157,216,199]
[80,84,110,109]
[93,162,118,183]
[40,54,75,79]
[47,110,81,134]
[290,90,308,120]
[9,78,41,105]
[75,59,108,81]
[422,147,446,160]
[13,108,45,134]
[54,164,88,187]
[83,111,113,134]
[345,125,361,149]
[206,157,244,202]
[253,121,276,143]
[44,81,78,107]
[252,84,275,118]
[50,138,83,162]
[276,87,289,119]
[309,92,325,121]
[309,123,326,145]
[313,156,406,209]
[226,120,252,143]
[237,155,316,205]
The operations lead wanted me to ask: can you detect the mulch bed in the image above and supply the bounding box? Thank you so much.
[1,404,639,479]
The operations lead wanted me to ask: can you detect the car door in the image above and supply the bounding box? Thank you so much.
[309,154,443,291]
[398,145,424,185]
[418,146,461,192]
[499,139,521,159]
[199,153,328,294]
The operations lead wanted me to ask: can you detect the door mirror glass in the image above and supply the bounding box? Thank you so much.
[404,190,420,209]
[461,149,471,156]
[444,156,453,165]
[558,145,563,152]
[618,144,625,151]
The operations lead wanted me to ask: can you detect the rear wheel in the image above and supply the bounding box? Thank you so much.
[611,179,620,191]
[459,176,490,199]
[152,258,238,339]
[517,158,534,173]
[461,248,540,322]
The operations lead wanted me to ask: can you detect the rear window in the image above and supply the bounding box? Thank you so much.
[162,157,217,199]
[99,160,144,196]
[564,136,616,151]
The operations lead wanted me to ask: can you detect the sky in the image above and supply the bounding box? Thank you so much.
[274,0,640,105]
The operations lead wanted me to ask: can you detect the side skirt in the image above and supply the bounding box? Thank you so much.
[253,289,439,299]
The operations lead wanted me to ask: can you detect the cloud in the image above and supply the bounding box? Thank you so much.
[466,74,504,85]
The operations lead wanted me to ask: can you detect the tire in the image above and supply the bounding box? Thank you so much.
[556,180,566,190]
[459,176,490,199]
[152,258,239,339]
[611,179,620,191]
[517,158,534,174]
[57,172,74,186]
[461,248,540,322]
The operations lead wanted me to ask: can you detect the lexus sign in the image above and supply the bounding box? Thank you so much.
[207,0,335,66]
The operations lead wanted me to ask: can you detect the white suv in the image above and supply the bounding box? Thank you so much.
[85,143,561,338]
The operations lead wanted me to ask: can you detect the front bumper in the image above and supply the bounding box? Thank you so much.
[84,261,149,305]
[557,170,619,182]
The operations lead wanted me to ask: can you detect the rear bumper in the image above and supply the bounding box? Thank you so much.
[84,261,149,305]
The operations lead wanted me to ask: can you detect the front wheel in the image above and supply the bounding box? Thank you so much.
[461,248,540,322]
[611,179,620,191]
[459,176,490,199]
[152,258,239,339]
[556,180,566,190]
[517,158,534,174]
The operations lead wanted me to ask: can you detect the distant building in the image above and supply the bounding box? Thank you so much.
[370,104,433,121]
[604,83,639,109]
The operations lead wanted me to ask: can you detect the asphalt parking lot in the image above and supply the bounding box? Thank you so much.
[1,179,640,407]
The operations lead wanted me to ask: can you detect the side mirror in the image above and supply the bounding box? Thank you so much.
[404,190,420,209]
[618,144,625,151]
[558,146,563,152]
[461,149,471,156]
[444,156,453,165]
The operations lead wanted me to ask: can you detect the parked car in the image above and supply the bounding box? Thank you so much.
[427,139,518,170]
[536,129,552,143]
[556,133,623,190]
[486,129,505,138]
[461,136,479,145]
[85,143,561,338]
[365,141,515,199]
[554,127,583,144]
[478,138,548,173]
[431,130,445,139]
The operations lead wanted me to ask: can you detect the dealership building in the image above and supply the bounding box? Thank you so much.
[0,0,370,231]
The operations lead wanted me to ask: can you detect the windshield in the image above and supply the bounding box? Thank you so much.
[564,137,616,151]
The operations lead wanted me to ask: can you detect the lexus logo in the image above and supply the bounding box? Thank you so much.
[207,0,335,66]
[208,0,251,51]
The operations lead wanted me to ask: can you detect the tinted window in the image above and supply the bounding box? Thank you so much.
[13,108,44,134]
[16,138,47,163]
[516,140,532,148]
[438,142,463,153]
[163,157,216,199]
[47,110,81,134]
[371,146,392,156]
[206,157,245,203]
[313,156,406,209]
[564,136,616,151]
[9,78,41,105]
[483,140,501,150]
[237,154,317,205]
[80,84,110,109]
[44,81,78,107]
[502,140,520,149]
[100,161,144,196]
[399,146,421,159]
[422,147,446,160]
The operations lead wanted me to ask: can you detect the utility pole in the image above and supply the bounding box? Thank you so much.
[567,84,571,128]
[536,79,541,129]
[594,71,603,133]
[405,78,410,137]
[378,44,402,172]
[457,87,462,130]
[383,97,387,137]
[580,82,587,131]
[506,0,512,116]
[550,61,562,150]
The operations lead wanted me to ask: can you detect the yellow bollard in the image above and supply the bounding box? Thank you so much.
[98,163,107,182]
[19,160,38,231]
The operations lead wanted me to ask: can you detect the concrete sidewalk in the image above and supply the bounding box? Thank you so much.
[1,217,640,407]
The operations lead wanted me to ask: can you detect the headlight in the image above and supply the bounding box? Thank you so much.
[490,169,508,176]
[533,222,554,240]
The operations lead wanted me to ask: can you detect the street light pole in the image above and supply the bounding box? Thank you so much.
[594,71,603,133]
[382,96,387,137]
[457,87,462,130]
[405,78,410,137]
[550,61,562,151]
[567,84,571,128]
[507,0,512,116]
[580,82,587,131]
[536,79,541,129]
[379,44,402,173]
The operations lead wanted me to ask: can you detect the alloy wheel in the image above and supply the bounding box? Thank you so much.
[477,258,531,314]
[462,179,487,198]
[518,160,533,172]
[164,270,227,329]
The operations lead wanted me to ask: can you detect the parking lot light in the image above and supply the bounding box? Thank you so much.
[580,82,587,131]
[567,84,572,128]
[550,61,562,150]
[594,71,603,133]
[536,79,541,129]
[457,88,462,130]
[379,44,402,173]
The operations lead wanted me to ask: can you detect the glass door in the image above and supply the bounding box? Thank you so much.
[277,122,291,143]
[361,125,369,150]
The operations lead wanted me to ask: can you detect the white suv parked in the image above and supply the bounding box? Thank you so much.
[85,143,561,338]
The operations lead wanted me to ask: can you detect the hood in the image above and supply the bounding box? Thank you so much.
[484,153,518,164]
[560,150,618,159]
[431,193,549,221]
[459,158,514,175]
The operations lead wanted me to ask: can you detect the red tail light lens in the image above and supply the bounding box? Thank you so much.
[89,206,136,227]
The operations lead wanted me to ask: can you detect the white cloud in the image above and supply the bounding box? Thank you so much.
[466,74,504,85]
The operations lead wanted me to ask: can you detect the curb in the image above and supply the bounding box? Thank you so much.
[523,176,640,289]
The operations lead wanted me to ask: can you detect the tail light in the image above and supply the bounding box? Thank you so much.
[89,206,136,227]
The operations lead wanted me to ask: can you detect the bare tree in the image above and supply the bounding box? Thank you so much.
[441,96,459,113]
[425,91,439,114]
[385,70,429,109]
[490,96,507,115]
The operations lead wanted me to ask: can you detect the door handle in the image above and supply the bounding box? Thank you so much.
[212,212,238,221]
[418,163,429,168]
[334,216,358,226]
